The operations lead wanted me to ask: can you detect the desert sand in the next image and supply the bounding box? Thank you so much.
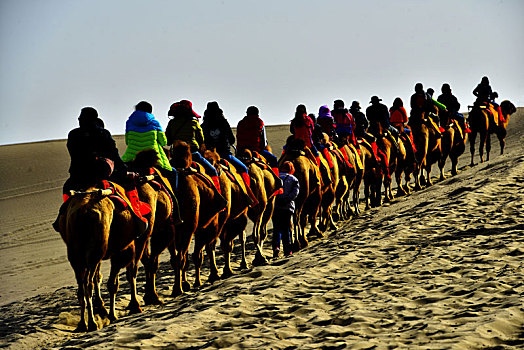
[1,111,523,349]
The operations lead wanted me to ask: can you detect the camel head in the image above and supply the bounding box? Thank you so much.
[204,148,221,169]
[132,149,160,173]
[500,100,516,116]
[170,141,192,169]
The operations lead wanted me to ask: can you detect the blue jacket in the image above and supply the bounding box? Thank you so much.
[275,172,300,213]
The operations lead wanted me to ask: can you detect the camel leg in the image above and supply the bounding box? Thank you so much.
[192,237,205,289]
[125,263,142,315]
[84,268,99,331]
[252,221,269,266]
[498,129,506,155]
[74,269,88,332]
[107,261,120,322]
[469,131,477,166]
[169,243,184,297]
[478,132,486,163]
[92,263,108,317]
[486,133,491,161]
[239,229,248,270]
[143,253,162,305]
[206,239,220,283]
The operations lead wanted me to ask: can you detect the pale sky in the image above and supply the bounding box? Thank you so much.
[1,0,523,145]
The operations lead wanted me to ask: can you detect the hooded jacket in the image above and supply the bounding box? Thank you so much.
[121,110,171,170]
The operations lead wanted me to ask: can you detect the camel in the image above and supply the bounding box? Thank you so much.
[203,149,251,278]
[167,141,228,296]
[368,121,399,204]
[332,139,363,218]
[279,137,322,251]
[316,135,339,232]
[469,100,516,165]
[438,110,468,179]
[359,139,381,210]
[236,148,280,266]
[53,183,141,331]
[409,104,442,190]
[118,150,178,306]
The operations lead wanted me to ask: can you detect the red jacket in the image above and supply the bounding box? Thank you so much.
[390,107,408,125]
[291,114,314,147]
[236,114,265,152]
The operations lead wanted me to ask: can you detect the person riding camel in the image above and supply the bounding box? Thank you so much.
[349,101,374,143]
[61,107,150,233]
[165,100,223,195]
[389,97,417,153]
[472,77,502,126]
[316,105,337,141]
[236,106,280,177]
[121,101,182,224]
[437,84,471,133]
[366,96,399,149]
[409,83,443,137]
[332,99,357,147]
[473,76,493,107]
[201,101,258,205]
[289,104,322,166]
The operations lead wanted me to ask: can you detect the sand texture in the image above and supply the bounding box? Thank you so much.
[1,112,523,349]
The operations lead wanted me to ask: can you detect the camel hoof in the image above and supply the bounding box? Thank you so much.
[451,170,458,176]
[222,269,234,279]
[126,302,142,315]
[328,223,338,231]
[94,305,108,317]
[171,288,184,298]
[87,320,99,332]
[144,293,164,306]
[208,273,220,284]
[182,281,191,292]
[240,261,249,270]
[75,321,88,332]
[252,254,269,267]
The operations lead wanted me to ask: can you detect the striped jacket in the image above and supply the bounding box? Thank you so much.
[121,110,171,170]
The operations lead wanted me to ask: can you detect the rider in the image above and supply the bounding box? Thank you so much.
[331,99,357,147]
[389,97,417,153]
[366,96,399,147]
[201,101,257,204]
[473,76,493,106]
[409,83,443,136]
[165,100,222,194]
[289,104,321,166]
[121,101,171,170]
[121,101,182,224]
[437,84,470,133]
[62,107,150,231]
[316,105,336,141]
[349,101,373,143]
[236,105,280,177]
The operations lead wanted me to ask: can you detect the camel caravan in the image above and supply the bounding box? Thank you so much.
[52,79,516,331]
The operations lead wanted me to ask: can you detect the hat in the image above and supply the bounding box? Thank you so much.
[168,100,201,118]
[370,96,382,104]
[281,161,295,175]
[350,101,361,110]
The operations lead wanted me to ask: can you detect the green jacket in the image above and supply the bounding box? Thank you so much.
[121,110,171,170]
[165,117,204,153]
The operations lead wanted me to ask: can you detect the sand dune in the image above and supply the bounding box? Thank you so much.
[1,112,523,349]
